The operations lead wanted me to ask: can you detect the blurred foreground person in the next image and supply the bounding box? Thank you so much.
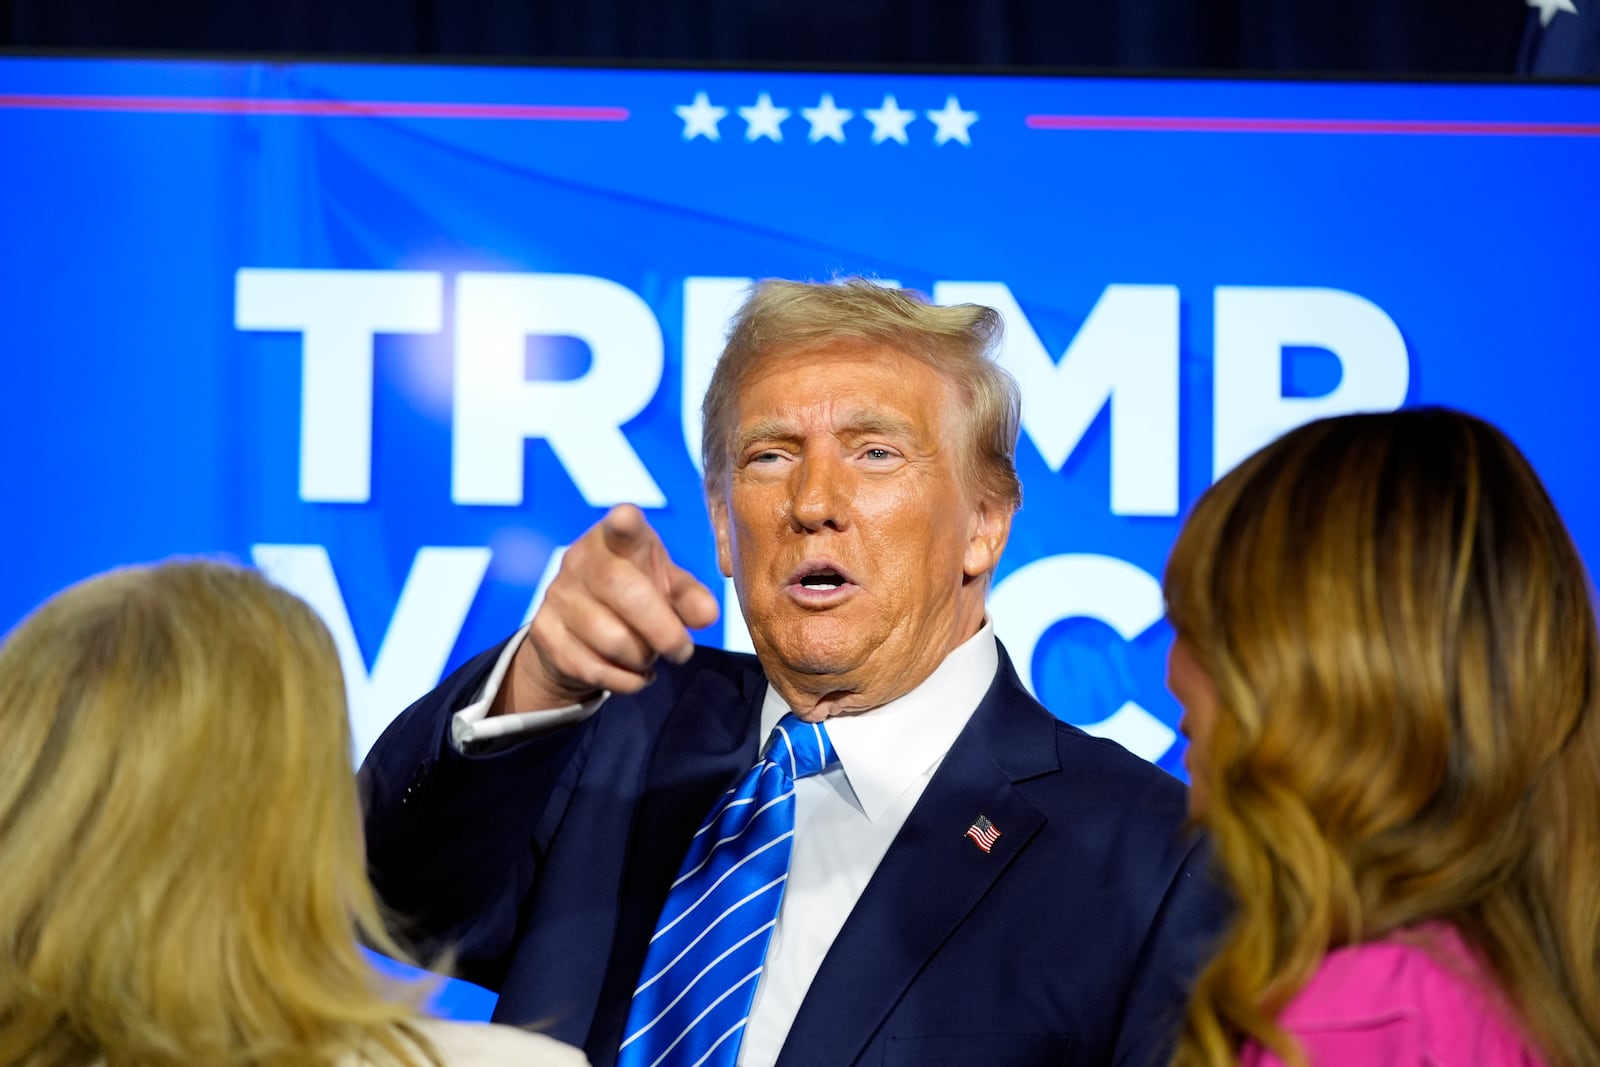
[1163,408,1600,1067]
[0,560,588,1067]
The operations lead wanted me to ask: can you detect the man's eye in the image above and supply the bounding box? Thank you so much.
[863,448,893,461]
[750,451,782,464]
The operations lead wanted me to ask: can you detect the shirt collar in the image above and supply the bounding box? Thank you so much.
[758,619,999,822]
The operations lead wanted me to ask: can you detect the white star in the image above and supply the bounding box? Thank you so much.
[925,95,979,146]
[739,92,790,142]
[864,94,916,145]
[801,93,853,143]
[675,91,727,141]
[1528,0,1579,26]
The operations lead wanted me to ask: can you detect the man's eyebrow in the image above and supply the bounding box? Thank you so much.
[834,410,917,440]
[733,418,801,454]
[733,411,919,454]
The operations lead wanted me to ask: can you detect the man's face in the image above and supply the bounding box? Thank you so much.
[708,342,1010,721]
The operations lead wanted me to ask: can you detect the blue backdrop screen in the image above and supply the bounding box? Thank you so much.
[2,54,1597,1015]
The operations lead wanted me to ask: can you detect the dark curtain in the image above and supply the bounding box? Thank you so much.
[2,0,1538,75]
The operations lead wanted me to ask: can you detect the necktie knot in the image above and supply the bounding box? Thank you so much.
[763,713,837,782]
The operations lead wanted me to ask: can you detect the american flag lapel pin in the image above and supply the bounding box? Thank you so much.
[964,813,1001,853]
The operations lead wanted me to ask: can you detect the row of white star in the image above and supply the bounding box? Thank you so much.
[1527,0,1580,29]
[674,91,980,145]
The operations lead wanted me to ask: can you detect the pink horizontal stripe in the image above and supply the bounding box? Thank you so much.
[1025,114,1600,136]
[0,93,629,121]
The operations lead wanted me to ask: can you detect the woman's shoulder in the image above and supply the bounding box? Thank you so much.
[419,1019,590,1065]
[1292,924,1505,1017]
[347,1019,591,1067]
[1265,924,1543,1066]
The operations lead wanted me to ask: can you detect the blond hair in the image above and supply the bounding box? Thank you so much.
[0,560,441,1066]
[1164,408,1600,1067]
[700,277,1022,512]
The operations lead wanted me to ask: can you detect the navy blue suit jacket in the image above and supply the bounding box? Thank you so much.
[361,639,1224,1067]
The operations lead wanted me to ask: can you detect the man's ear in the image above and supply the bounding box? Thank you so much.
[963,496,1013,580]
[708,485,735,578]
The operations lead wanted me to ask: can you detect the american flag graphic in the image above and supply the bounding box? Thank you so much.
[964,813,1001,853]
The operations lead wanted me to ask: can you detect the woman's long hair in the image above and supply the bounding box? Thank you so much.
[0,560,440,1066]
[1164,408,1600,1067]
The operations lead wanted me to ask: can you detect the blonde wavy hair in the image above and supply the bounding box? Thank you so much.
[0,560,441,1066]
[700,277,1022,514]
[1164,408,1600,1067]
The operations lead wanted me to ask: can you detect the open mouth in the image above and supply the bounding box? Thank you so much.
[787,561,856,599]
[798,569,845,591]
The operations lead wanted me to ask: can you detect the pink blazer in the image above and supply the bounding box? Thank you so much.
[1241,925,1544,1067]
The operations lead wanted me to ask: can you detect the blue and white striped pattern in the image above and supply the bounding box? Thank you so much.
[617,713,836,1067]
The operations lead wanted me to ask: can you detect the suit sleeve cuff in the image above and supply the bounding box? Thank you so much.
[449,624,608,751]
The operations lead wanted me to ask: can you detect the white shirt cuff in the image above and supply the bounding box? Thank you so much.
[449,625,608,750]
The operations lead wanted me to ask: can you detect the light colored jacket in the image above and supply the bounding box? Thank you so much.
[347,1019,592,1066]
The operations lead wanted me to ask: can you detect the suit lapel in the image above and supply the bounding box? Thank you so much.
[586,654,768,1062]
[777,649,1059,1066]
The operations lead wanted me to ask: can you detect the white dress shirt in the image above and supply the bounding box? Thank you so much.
[451,622,1000,1067]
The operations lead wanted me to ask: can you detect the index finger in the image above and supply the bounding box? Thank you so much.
[600,504,664,570]
[591,504,704,662]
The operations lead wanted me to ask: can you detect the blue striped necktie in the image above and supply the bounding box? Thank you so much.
[617,713,838,1067]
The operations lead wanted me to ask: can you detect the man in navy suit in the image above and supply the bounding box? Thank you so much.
[362,278,1223,1067]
